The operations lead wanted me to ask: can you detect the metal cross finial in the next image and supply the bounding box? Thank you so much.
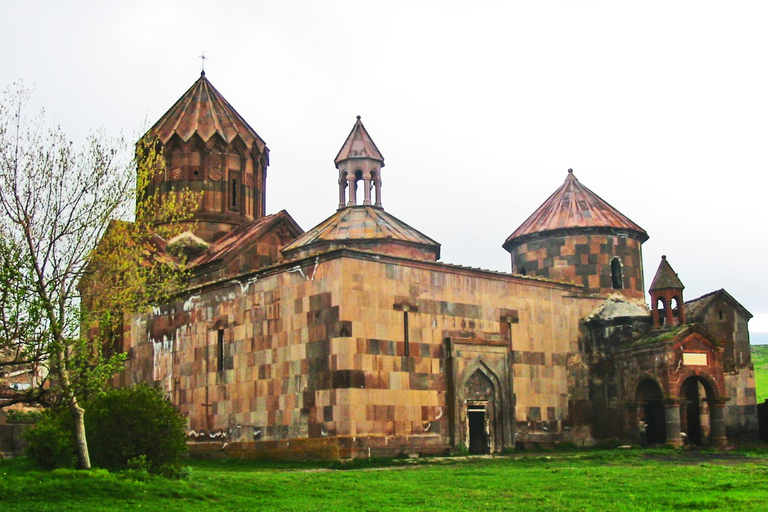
[199,51,208,74]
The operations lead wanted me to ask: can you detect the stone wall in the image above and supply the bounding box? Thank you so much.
[694,296,758,439]
[121,249,601,457]
[509,232,644,299]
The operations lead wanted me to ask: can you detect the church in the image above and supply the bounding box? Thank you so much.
[110,72,758,458]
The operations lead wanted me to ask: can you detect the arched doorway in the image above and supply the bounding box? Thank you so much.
[680,377,715,445]
[637,379,666,444]
[464,369,497,454]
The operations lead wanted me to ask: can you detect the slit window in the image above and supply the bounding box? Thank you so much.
[611,257,623,289]
[403,311,410,357]
[217,329,224,372]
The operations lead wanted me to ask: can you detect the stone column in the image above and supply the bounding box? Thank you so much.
[709,401,728,448]
[663,400,683,446]
[363,177,372,205]
[625,402,641,441]
[374,178,382,207]
[338,178,347,210]
[346,175,357,206]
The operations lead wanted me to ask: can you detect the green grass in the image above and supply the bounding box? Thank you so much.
[752,345,768,403]
[2,449,768,511]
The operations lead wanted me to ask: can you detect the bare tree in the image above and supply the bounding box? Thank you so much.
[0,83,134,468]
[0,83,197,469]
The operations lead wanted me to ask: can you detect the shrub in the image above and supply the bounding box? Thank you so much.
[23,410,76,470]
[85,385,188,474]
[6,409,44,423]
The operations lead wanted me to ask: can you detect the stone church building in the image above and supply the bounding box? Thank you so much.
[107,72,758,458]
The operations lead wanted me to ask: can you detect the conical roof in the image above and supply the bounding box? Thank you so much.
[281,206,439,261]
[649,255,684,291]
[503,169,648,248]
[334,116,384,166]
[147,72,267,153]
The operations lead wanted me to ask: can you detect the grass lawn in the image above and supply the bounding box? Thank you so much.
[752,345,768,403]
[2,448,768,511]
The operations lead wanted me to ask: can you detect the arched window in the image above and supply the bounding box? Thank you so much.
[353,169,363,205]
[671,296,680,318]
[611,257,623,289]
[657,298,667,326]
[520,267,527,276]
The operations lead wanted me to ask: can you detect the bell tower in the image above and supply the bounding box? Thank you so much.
[649,255,685,327]
[334,116,384,209]
[141,72,269,243]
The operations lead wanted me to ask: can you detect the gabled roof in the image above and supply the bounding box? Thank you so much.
[649,255,684,291]
[281,206,439,259]
[503,169,648,249]
[147,72,267,154]
[334,116,384,166]
[685,289,753,321]
[626,324,719,351]
[191,210,302,268]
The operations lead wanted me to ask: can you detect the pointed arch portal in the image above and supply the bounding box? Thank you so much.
[464,370,495,454]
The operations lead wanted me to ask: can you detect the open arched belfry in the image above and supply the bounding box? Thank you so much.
[102,73,758,459]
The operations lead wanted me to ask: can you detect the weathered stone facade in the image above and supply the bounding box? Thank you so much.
[104,74,758,458]
[120,249,604,457]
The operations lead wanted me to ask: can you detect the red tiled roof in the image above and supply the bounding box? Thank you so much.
[334,116,384,166]
[685,289,753,321]
[281,206,439,255]
[504,169,648,248]
[191,211,301,268]
[147,72,267,154]
[649,255,684,291]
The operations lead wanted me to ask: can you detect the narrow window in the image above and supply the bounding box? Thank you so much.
[611,257,623,289]
[231,179,238,208]
[657,298,666,326]
[718,311,723,320]
[671,297,680,318]
[217,329,224,372]
[354,169,363,204]
[403,311,410,357]
[520,267,527,276]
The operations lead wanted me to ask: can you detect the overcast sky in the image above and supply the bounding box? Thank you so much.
[2,1,767,337]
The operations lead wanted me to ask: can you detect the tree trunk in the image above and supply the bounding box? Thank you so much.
[69,397,91,470]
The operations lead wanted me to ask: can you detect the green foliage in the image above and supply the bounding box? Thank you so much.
[22,410,75,470]
[4,409,43,423]
[2,449,768,511]
[23,386,187,476]
[751,345,768,403]
[85,385,188,474]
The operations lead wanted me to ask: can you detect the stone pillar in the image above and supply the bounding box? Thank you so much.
[338,178,347,210]
[663,401,683,446]
[709,401,728,448]
[625,402,641,441]
[363,177,372,205]
[374,178,382,207]
[346,175,357,206]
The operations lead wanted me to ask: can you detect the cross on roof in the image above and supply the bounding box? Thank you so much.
[199,51,208,74]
